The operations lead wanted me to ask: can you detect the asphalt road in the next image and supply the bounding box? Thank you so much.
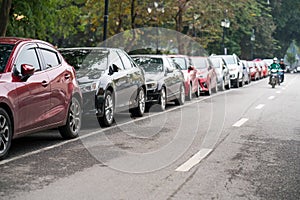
[1,73,299,200]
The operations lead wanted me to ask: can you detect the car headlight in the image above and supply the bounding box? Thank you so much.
[147,81,158,90]
[80,82,99,92]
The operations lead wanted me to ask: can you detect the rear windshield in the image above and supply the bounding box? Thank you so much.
[191,57,207,69]
[60,49,109,78]
[0,44,14,73]
[132,57,163,73]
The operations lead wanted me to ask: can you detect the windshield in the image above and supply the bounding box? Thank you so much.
[61,49,109,79]
[132,57,163,73]
[191,57,207,69]
[171,57,187,70]
[221,56,235,65]
[0,44,14,73]
[210,58,221,68]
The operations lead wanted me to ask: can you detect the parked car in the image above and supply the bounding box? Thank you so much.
[254,59,268,78]
[60,47,146,127]
[209,56,231,90]
[131,55,185,111]
[211,54,244,88]
[190,56,218,96]
[0,37,82,159]
[247,61,260,81]
[167,55,193,100]
[241,60,251,84]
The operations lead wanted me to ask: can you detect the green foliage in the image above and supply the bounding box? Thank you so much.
[1,0,298,58]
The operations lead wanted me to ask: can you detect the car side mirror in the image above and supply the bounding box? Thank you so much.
[109,64,120,75]
[21,64,35,81]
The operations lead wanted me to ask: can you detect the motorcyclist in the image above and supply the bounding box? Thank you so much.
[279,58,286,82]
[268,57,281,84]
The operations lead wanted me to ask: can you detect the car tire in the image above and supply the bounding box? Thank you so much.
[186,83,192,101]
[59,97,82,139]
[194,81,201,97]
[206,81,212,95]
[225,79,231,90]
[0,108,13,160]
[239,76,244,87]
[175,84,185,105]
[98,91,114,127]
[159,88,167,111]
[131,87,145,117]
[219,79,225,91]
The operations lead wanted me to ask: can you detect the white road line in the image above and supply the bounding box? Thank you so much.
[255,104,265,109]
[232,118,249,127]
[268,96,275,100]
[276,91,281,94]
[175,148,212,172]
[0,91,227,165]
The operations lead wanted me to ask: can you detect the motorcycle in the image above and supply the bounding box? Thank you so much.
[269,69,279,88]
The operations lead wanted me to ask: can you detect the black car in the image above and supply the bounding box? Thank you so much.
[60,47,146,127]
[131,55,185,111]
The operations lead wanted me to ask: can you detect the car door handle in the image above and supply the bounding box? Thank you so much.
[64,74,71,79]
[41,80,49,87]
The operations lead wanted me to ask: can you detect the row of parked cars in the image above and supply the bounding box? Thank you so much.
[0,37,271,159]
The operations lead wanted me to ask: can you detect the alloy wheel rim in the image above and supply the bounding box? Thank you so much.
[139,90,145,113]
[0,115,10,154]
[105,94,114,123]
[181,85,185,103]
[69,99,81,132]
[161,89,166,110]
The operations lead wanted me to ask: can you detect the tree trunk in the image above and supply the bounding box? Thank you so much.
[0,0,12,36]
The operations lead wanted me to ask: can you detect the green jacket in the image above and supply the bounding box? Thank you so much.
[268,63,281,71]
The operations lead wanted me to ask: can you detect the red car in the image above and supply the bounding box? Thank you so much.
[0,37,82,159]
[247,61,260,80]
[190,56,218,96]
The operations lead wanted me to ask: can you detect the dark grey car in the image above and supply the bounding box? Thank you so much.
[60,47,146,127]
[131,55,185,111]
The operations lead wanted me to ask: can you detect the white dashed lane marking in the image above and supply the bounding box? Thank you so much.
[176,148,213,172]
[268,96,275,100]
[232,118,249,127]
[255,104,265,109]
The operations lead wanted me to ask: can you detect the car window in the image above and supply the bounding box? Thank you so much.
[191,57,207,69]
[171,57,187,70]
[118,50,133,70]
[14,44,41,74]
[60,48,109,79]
[132,57,163,73]
[109,50,124,70]
[210,58,221,68]
[222,56,235,65]
[40,48,61,69]
[0,44,14,73]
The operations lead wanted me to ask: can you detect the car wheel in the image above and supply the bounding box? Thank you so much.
[159,88,167,111]
[186,83,192,101]
[239,76,244,87]
[225,79,231,90]
[131,87,145,117]
[235,77,239,88]
[194,81,201,97]
[220,79,225,91]
[98,91,114,127]
[59,97,82,139]
[206,81,212,95]
[175,84,185,105]
[0,108,12,160]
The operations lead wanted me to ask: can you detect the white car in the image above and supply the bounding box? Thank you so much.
[211,54,244,88]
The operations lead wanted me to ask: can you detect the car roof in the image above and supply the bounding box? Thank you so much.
[0,37,37,45]
[130,54,168,58]
[59,47,120,51]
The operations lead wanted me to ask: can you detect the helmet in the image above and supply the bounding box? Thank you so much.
[280,58,284,62]
[273,57,278,61]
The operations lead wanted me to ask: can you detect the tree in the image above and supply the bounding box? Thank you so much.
[0,0,12,36]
